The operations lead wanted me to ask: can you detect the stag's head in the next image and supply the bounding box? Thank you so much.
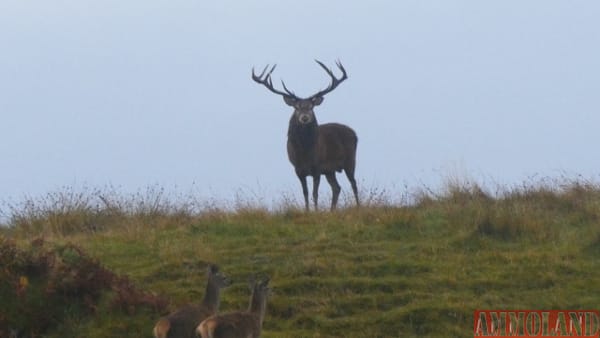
[252,60,347,125]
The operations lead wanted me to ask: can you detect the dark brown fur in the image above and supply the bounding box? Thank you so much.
[197,278,270,338]
[200,312,262,338]
[287,113,359,211]
[153,265,231,338]
[252,61,359,211]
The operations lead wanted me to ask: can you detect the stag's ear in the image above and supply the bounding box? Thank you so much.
[311,96,324,106]
[283,96,297,106]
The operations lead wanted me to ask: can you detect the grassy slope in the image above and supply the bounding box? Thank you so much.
[3,183,600,337]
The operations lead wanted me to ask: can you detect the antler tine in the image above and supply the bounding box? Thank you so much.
[252,64,274,82]
[252,64,298,99]
[335,59,347,78]
[252,65,265,81]
[315,59,334,77]
[253,65,266,79]
[281,80,296,96]
[309,59,348,99]
[265,64,277,79]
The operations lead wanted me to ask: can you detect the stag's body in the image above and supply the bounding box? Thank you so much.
[253,60,359,211]
[288,120,358,210]
[197,278,271,338]
[153,265,231,338]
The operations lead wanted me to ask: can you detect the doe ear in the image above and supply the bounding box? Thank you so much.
[283,96,297,106]
[311,96,324,106]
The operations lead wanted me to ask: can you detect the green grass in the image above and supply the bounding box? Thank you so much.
[1,179,600,337]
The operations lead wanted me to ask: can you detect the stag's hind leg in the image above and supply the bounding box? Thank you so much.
[325,172,341,211]
[344,165,360,207]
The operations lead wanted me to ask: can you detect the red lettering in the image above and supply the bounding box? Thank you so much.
[474,310,600,338]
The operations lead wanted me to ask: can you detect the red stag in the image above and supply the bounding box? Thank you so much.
[252,60,359,211]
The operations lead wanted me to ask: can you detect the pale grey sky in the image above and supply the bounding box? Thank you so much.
[1,0,599,205]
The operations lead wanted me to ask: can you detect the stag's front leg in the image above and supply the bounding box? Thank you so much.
[312,175,320,211]
[297,173,310,211]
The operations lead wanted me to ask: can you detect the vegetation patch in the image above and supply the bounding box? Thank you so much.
[0,236,168,337]
[0,178,599,337]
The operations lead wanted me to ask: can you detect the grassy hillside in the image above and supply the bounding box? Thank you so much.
[1,179,600,337]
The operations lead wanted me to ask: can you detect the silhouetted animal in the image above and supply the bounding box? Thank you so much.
[252,60,359,211]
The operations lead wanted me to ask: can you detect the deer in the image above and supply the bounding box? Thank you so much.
[153,264,231,338]
[196,277,271,338]
[252,60,359,211]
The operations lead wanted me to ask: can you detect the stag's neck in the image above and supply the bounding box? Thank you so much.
[287,119,318,152]
[200,280,220,313]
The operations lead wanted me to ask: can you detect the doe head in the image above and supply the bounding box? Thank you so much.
[208,264,232,288]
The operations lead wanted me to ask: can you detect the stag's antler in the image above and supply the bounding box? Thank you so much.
[253,61,347,100]
[251,64,298,99]
[308,60,348,100]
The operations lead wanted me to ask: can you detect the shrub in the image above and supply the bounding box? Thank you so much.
[0,236,168,337]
